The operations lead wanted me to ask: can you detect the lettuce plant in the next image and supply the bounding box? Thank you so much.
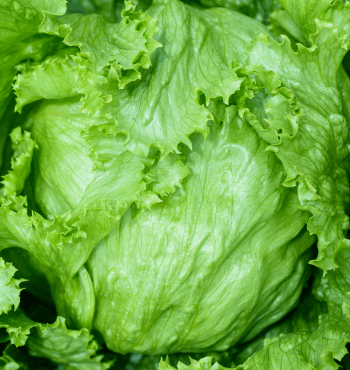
[1,0,350,369]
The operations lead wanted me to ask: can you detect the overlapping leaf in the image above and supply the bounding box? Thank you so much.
[0,0,66,122]
[240,0,350,273]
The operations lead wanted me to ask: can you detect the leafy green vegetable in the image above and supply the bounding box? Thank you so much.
[159,356,234,370]
[1,0,350,368]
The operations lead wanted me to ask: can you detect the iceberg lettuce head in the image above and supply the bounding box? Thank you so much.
[1,0,350,369]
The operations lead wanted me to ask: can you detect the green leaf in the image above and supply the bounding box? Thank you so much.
[3,0,350,363]
[159,356,234,370]
[0,101,151,330]
[232,284,328,365]
[148,154,190,197]
[26,98,96,215]
[41,0,161,82]
[0,258,24,316]
[242,0,350,272]
[197,0,281,24]
[0,309,37,347]
[1,128,37,197]
[268,8,309,46]
[75,0,119,23]
[0,0,66,47]
[338,65,350,130]
[89,0,268,157]
[277,0,350,47]
[26,316,113,369]
[0,312,112,369]
[86,107,314,354]
[14,55,84,113]
[16,0,268,157]
[315,241,350,318]
[0,0,66,122]
[234,306,350,370]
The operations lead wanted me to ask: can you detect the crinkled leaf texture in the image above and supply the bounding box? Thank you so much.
[2,0,166,337]
[169,0,350,368]
[0,0,332,356]
[26,316,113,369]
[0,0,65,168]
[86,104,313,353]
[0,311,112,369]
[234,306,350,370]
[0,255,111,369]
[1,128,37,197]
[13,0,266,156]
[0,124,150,331]
[1,0,350,365]
[0,258,24,316]
[0,0,66,124]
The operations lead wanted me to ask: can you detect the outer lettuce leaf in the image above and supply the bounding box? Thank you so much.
[338,65,350,127]
[1,128,37,198]
[4,3,171,327]
[14,54,87,113]
[15,0,268,157]
[4,0,350,365]
[315,243,350,319]
[0,123,148,330]
[102,351,234,370]
[70,0,152,22]
[93,0,256,156]
[0,34,57,123]
[231,286,328,365]
[27,98,96,215]
[197,0,281,24]
[0,0,66,122]
[242,0,350,273]
[26,317,113,369]
[0,310,112,369]
[0,258,24,316]
[172,0,350,366]
[166,303,349,370]
[9,0,318,355]
[40,1,161,84]
[0,256,110,369]
[267,9,308,51]
[0,309,39,347]
[12,0,269,212]
[234,307,350,370]
[277,0,350,45]
[86,107,314,354]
